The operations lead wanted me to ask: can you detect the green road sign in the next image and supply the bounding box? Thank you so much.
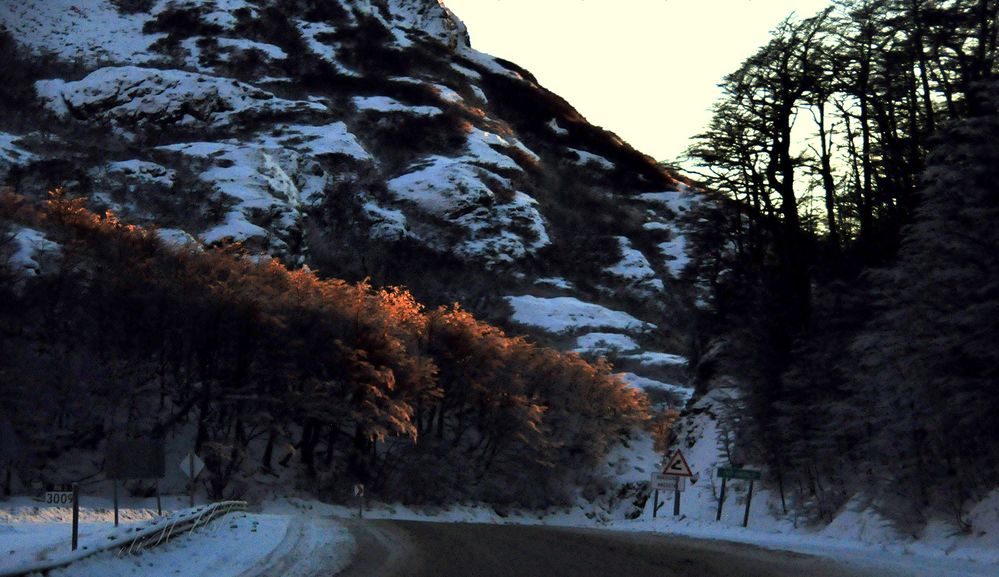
[717,467,761,480]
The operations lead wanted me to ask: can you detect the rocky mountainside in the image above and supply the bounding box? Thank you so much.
[1,0,712,409]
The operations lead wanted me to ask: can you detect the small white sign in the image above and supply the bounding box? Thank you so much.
[179,453,205,479]
[45,491,73,505]
[353,484,364,497]
[651,473,686,492]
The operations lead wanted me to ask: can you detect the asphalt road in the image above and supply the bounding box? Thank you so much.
[336,519,880,577]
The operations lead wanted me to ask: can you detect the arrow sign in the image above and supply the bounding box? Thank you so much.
[662,449,693,477]
[179,452,205,479]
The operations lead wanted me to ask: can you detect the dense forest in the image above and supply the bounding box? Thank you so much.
[685,0,999,528]
[0,193,649,506]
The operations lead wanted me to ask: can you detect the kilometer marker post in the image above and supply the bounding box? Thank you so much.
[71,483,79,551]
[113,479,119,527]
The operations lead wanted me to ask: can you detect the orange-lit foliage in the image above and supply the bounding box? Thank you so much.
[0,192,648,505]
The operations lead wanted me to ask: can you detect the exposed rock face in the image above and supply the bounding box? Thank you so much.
[1,0,711,401]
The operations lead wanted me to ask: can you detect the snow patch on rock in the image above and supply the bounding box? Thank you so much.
[362,200,409,241]
[353,96,443,117]
[0,133,38,178]
[504,295,653,334]
[573,332,640,355]
[534,276,574,290]
[156,142,306,253]
[638,188,697,215]
[35,67,326,136]
[0,0,162,65]
[616,372,692,406]
[568,148,615,171]
[547,119,569,136]
[105,160,176,188]
[387,156,548,264]
[6,227,59,277]
[620,351,688,368]
[605,236,663,292]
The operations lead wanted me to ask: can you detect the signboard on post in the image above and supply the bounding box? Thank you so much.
[179,452,205,479]
[715,466,762,526]
[44,483,74,505]
[651,473,686,492]
[663,450,694,477]
[661,450,693,517]
[180,452,205,508]
[106,439,166,525]
[717,467,761,481]
[106,439,166,480]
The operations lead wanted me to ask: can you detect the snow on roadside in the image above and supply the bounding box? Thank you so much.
[263,488,999,577]
[504,295,654,334]
[45,513,290,577]
[0,499,356,577]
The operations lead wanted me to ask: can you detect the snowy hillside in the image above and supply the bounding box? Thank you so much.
[0,0,707,419]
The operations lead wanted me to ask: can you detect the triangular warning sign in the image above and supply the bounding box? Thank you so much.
[662,450,693,477]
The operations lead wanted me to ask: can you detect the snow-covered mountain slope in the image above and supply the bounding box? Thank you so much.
[0,0,711,410]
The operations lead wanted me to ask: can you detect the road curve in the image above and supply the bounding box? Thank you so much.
[336,519,879,577]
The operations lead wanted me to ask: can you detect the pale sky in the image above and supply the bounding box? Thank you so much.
[445,0,831,162]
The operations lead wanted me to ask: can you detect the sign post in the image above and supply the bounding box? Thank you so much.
[743,479,755,527]
[716,467,761,525]
[716,476,727,522]
[106,439,166,519]
[661,450,694,517]
[71,483,79,551]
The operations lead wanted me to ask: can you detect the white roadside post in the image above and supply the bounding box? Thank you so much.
[354,484,365,519]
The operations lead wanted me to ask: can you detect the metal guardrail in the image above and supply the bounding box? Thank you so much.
[0,501,248,577]
[117,500,247,556]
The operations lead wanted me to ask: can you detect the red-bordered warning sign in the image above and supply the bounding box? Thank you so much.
[662,449,693,477]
